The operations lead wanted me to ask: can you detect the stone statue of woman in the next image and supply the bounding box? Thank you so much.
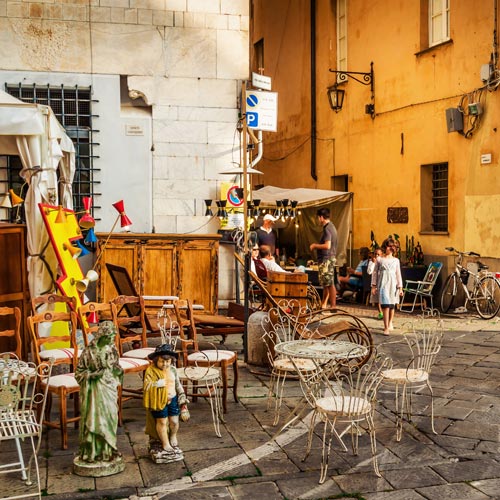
[73,321,125,476]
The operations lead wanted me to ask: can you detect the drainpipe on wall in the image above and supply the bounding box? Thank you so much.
[310,0,317,181]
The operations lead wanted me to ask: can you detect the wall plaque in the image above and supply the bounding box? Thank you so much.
[387,207,408,223]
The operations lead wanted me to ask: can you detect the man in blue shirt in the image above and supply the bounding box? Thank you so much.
[310,208,338,308]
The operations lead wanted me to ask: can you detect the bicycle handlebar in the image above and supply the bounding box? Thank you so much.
[444,247,481,257]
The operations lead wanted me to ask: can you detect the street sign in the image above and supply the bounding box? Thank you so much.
[245,90,278,132]
[252,72,272,90]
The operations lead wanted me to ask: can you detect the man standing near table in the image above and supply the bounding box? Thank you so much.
[310,208,338,309]
[257,214,279,261]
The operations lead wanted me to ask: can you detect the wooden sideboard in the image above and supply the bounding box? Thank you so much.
[96,233,221,314]
[0,223,30,357]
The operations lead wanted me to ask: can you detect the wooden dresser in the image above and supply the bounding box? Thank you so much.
[97,233,221,314]
[0,223,29,357]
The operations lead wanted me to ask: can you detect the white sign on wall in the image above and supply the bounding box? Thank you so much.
[252,72,272,90]
[245,90,278,132]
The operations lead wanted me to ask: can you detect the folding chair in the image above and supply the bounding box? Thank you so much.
[400,262,443,313]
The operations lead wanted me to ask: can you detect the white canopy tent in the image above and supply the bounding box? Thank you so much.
[252,185,353,265]
[0,89,76,299]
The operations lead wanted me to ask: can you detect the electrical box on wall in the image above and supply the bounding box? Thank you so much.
[446,108,464,133]
[468,102,483,116]
[480,64,492,82]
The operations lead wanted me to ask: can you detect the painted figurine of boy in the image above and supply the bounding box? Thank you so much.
[143,343,189,463]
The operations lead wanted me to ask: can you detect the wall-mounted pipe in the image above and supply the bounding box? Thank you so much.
[310,0,317,181]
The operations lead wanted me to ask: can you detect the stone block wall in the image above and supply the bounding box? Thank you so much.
[0,0,250,301]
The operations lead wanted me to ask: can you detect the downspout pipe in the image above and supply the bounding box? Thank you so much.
[311,0,317,181]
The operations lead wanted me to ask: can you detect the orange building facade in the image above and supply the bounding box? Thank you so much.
[250,0,500,272]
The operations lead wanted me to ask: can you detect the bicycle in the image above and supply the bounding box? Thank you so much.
[440,247,500,319]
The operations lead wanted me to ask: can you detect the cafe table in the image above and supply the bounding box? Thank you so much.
[272,339,369,435]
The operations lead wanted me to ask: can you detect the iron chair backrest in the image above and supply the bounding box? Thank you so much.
[0,306,22,359]
[405,327,443,378]
[0,354,53,426]
[292,349,392,415]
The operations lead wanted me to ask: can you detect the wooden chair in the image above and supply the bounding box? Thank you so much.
[173,300,238,413]
[106,263,178,336]
[31,293,76,315]
[110,295,155,359]
[106,263,244,344]
[0,306,22,358]
[27,311,80,450]
[77,301,150,377]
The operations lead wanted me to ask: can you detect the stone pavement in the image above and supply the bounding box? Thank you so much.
[3,306,500,500]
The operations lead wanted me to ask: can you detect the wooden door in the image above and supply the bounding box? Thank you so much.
[140,240,177,297]
[179,239,218,313]
[98,239,138,302]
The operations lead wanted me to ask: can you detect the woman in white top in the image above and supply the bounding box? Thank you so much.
[371,238,403,335]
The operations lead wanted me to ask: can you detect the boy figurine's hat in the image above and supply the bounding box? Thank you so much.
[148,343,178,360]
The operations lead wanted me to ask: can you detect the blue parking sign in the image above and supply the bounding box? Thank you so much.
[246,112,258,127]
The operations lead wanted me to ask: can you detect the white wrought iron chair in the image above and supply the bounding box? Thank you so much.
[0,353,53,500]
[261,301,316,426]
[380,320,443,441]
[174,300,238,413]
[159,310,224,437]
[292,349,392,483]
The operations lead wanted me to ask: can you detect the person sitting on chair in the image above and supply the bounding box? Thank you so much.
[259,245,289,274]
[250,245,268,280]
[338,247,370,295]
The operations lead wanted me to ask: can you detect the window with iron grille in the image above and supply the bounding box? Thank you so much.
[0,84,98,223]
[421,162,448,233]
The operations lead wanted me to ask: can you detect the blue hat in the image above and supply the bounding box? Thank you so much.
[148,343,178,360]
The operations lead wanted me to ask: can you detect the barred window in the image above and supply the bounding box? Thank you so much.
[421,162,448,233]
[0,84,98,223]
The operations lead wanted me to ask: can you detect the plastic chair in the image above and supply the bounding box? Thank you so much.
[293,349,392,483]
[0,306,22,359]
[27,311,80,450]
[400,262,443,313]
[380,323,443,441]
[0,354,53,500]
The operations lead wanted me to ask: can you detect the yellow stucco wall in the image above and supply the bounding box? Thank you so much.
[251,0,500,261]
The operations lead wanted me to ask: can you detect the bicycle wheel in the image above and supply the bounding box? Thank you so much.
[440,273,458,313]
[475,276,500,319]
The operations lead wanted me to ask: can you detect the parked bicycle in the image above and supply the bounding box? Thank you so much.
[440,247,500,319]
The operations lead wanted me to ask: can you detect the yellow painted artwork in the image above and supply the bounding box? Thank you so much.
[39,203,86,347]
